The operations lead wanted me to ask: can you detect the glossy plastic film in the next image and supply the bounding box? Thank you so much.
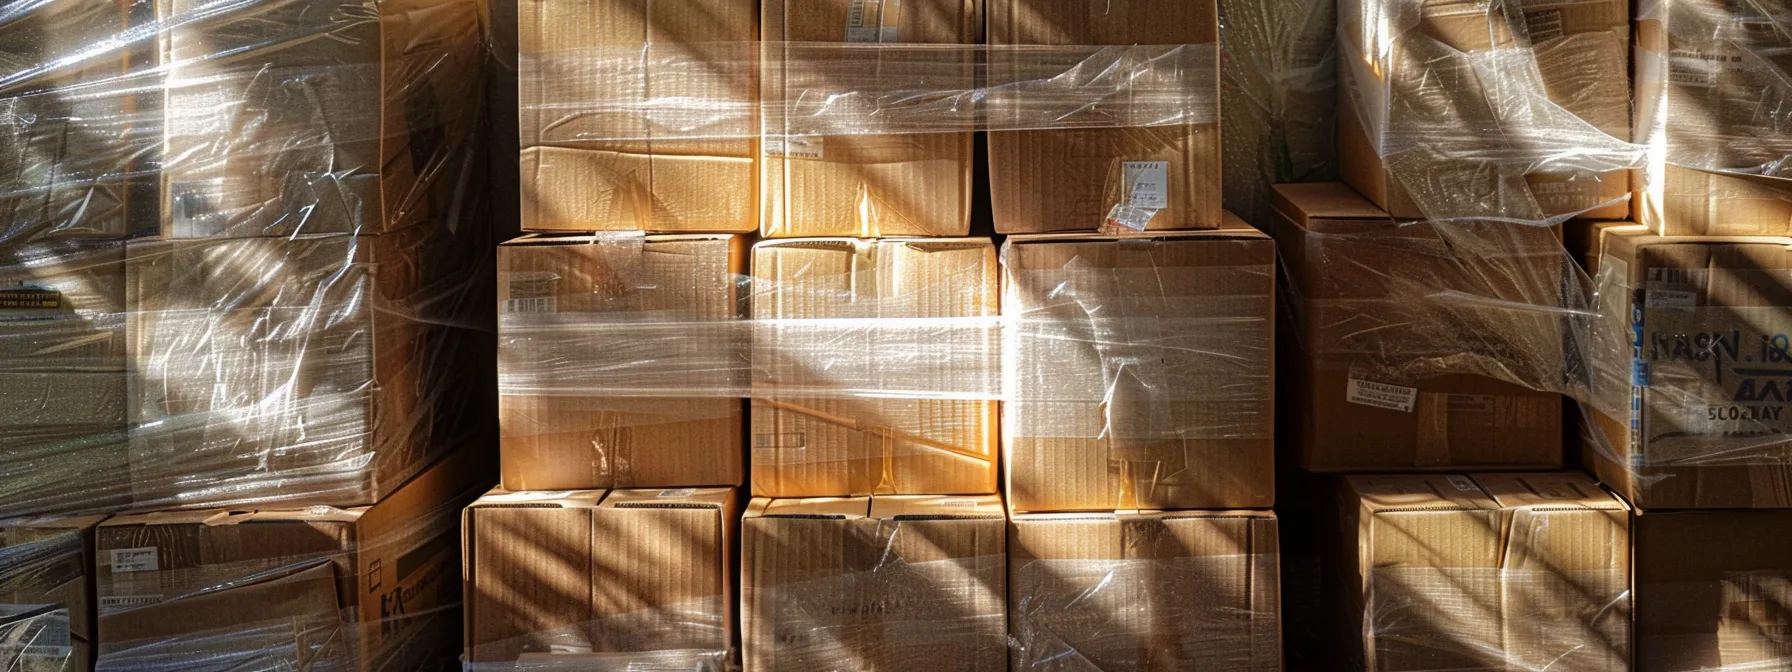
[0,524,91,671]
[0,0,494,519]
[1365,567,1631,671]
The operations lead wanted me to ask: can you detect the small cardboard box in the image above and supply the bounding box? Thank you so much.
[1581,226,1792,509]
[1269,182,1566,471]
[498,234,747,490]
[760,0,979,238]
[987,0,1222,233]
[1337,0,1630,220]
[741,494,1007,672]
[518,0,758,233]
[750,238,999,497]
[0,516,105,671]
[1632,509,1792,671]
[1008,509,1281,669]
[94,446,489,671]
[1329,473,1630,671]
[1002,214,1275,511]
[462,487,738,666]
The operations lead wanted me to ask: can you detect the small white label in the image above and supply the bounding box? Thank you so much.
[98,595,163,614]
[1121,161,1170,210]
[1446,475,1480,493]
[766,136,825,160]
[504,297,558,313]
[1346,378,1419,413]
[109,548,159,573]
[1645,289,1699,310]
[657,488,697,499]
[936,499,980,508]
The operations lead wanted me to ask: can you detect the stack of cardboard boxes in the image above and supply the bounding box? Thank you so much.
[0,0,494,669]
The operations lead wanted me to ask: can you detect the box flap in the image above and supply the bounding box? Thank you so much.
[468,488,608,510]
[1346,474,1496,512]
[745,497,870,519]
[602,487,736,509]
[869,494,1004,520]
[1473,473,1627,511]
[1271,182,1393,233]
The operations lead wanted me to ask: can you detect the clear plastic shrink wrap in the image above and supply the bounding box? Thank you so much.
[91,446,488,672]
[0,0,493,519]
[0,517,103,672]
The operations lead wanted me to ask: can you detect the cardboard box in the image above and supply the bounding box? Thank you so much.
[0,516,104,672]
[750,238,999,497]
[1580,226,1792,509]
[1001,216,1275,511]
[759,0,979,237]
[0,242,128,371]
[741,494,1006,671]
[463,487,738,666]
[1636,0,1792,235]
[94,446,488,671]
[987,0,1222,233]
[518,0,758,232]
[123,228,486,510]
[498,234,747,490]
[158,0,482,237]
[1633,509,1792,671]
[1008,509,1281,669]
[1329,473,1630,671]
[1269,183,1566,471]
[1337,0,1630,220]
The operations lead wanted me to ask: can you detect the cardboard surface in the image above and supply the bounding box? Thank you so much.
[518,0,759,232]
[760,0,978,237]
[1007,509,1281,669]
[463,487,738,665]
[498,234,747,490]
[1002,221,1275,511]
[987,0,1222,233]
[1269,183,1566,471]
[1632,509,1792,671]
[0,516,104,672]
[750,238,999,497]
[1582,226,1792,508]
[1328,472,1630,671]
[741,494,1006,671]
[95,446,489,670]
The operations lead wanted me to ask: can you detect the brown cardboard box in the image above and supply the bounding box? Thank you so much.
[498,234,747,490]
[1580,226,1792,509]
[750,238,999,497]
[1269,182,1566,471]
[463,487,738,666]
[1329,473,1630,671]
[1337,0,1630,220]
[123,227,485,510]
[987,0,1222,233]
[1008,509,1281,669]
[1002,216,1275,511]
[1636,0,1792,235]
[518,0,758,232]
[1633,509,1792,671]
[0,243,127,371]
[0,516,104,672]
[94,446,488,671]
[760,0,979,238]
[741,494,1006,671]
[158,0,482,237]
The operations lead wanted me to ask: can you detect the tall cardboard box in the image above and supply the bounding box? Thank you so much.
[1008,510,1281,669]
[158,0,483,237]
[0,516,104,672]
[1270,183,1566,471]
[519,0,758,232]
[1636,0,1792,235]
[760,0,979,237]
[1337,0,1630,220]
[94,447,488,671]
[1633,509,1792,671]
[741,495,1006,671]
[750,238,999,497]
[463,487,738,667]
[1329,473,1630,671]
[987,0,1222,233]
[1581,226,1792,508]
[0,241,131,518]
[498,234,747,490]
[1002,218,1275,511]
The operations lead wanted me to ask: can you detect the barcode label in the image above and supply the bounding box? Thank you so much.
[109,547,159,573]
[1122,161,1170,210]
[505,297,557,313]
[98,595,163,615]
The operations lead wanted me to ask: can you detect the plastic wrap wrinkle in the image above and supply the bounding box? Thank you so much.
[461,597,730,672]
[754,554,1006,670]
[1366,567,1631,672]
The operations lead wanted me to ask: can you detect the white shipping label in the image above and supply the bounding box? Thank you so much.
[1347,378,1419,413]
[1121,161,1170,210]
[765,136,825,160]
[109,547,159,573]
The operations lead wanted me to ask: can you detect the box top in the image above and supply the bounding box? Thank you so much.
[102,506,364,528]
[1473,472,1627,512]
[746,496,870,519]
[1004,210,1265,244]
[466,488,608,510]
[1344,474,1498,513]
[1271,182,1394,233]
[869,494,1004,520]
[502,233,741,247]
[601,488,737,510]
[753,237,993,252]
